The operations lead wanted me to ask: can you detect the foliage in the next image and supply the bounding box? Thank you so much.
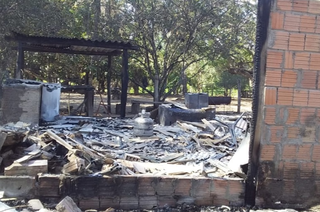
[0,0,256,100]
[213,71,249,96]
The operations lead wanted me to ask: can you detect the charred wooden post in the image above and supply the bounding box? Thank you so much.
[120,49,129,118]
[85,89,94,117]
[16,42,24,79]
[107,55,112,113]
[83,70,94,117]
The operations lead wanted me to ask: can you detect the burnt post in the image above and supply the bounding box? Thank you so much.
[16,42,24,79]
[85,88,94,117]
[84,71,94,117]
[120,49,128,118]
[107,55,112,113]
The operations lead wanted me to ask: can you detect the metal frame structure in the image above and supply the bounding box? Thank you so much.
[5,31,138,118]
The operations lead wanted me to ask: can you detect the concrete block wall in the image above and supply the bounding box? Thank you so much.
[257,0,320,209]
[49,176,244,210]
[0,175,245,210]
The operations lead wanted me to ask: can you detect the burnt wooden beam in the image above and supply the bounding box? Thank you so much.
[120,49,129,118]
[17,45,122,56]
[107,55,112,113]
[245,0,272,207]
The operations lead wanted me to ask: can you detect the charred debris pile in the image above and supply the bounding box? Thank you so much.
[0,111,251,179]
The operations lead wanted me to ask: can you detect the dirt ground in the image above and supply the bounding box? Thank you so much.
[59,93,252,118]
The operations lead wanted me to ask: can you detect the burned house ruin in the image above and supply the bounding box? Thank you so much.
[1,0,320,211]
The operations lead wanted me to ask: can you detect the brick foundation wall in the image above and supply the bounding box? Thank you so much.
[0,175,245,210]
[257,0,320,209]
[70,176,244,210]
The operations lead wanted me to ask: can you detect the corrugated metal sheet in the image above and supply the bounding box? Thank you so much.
[5,31,138,55]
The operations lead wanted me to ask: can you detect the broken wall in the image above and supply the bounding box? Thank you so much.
[0,175,245,210]
[257,0,320,208]
[1,84,41,126]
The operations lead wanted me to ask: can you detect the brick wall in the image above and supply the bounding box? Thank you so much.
[71,176,244,210]
[257,0,320,209]
[0,175,245,210]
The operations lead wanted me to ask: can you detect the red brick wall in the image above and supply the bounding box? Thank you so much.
[257,0,320,208]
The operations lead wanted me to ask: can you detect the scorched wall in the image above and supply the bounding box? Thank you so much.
[256,0,320,209]
[0,175,245,210]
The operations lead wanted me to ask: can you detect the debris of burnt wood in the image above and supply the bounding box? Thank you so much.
[0,111,251,179]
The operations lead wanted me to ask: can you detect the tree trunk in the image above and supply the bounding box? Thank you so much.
[154,75,160,102]
[182,74,187,94]
[99,66,106,93]
[182,51,187,94]
[133,84,139,95]
[237,79,241,113]
[99,78,105,93]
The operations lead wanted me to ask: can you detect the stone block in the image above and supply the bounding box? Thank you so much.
[4,160,48,176]
[0,176,36,198]
[119,196,139,210]
[99,197,120,210]
[78,197,99,210]
[38,175,61,197]
[185,93,199,109]
[139,196,157,209]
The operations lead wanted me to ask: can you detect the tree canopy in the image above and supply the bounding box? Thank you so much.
[0,0,256,101]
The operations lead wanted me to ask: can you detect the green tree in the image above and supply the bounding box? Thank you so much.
[212,71,249,97]
[207,0,256,79]
[0,0,256,99]
[117,0,256,102]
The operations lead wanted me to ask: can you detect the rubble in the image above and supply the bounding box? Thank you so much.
[28,199,44,210]
[56,196,82,212]
[4,160,48,176]
[0,111,251,179]
[0,196,299,212]
[0,201,18,212]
